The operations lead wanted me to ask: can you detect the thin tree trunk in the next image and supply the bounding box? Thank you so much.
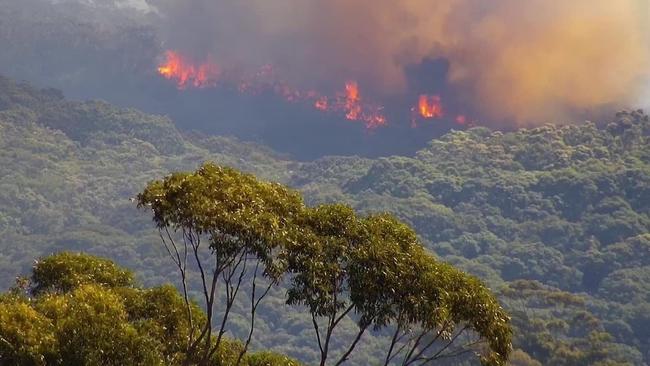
[334,321,370,366]
[235,263,275,365]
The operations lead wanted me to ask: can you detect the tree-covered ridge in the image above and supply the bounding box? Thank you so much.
[270,113,641,363]
[0,76,648,364]
[294,112,650,364]
[325,113,649,288]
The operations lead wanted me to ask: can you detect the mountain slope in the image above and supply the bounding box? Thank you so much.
[1,76,648,365]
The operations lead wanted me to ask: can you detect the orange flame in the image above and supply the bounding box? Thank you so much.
[418,94,444,118]
[335,81,386,129]
[345,81,360,101]
[157,50,220,89]
[156,51,389,130]
[343,81,361,120]
[153,51,481,131]
[412,94,471,128]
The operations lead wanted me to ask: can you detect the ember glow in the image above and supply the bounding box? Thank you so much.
[157,50,470,131]
[314,97,328,111]
[156,50,388,129]
[156,52,460,132]
[344,81,361,120]
[418,95,444,119]
[336,81,386,129]
[410,94,446,127]
[150,1,650,127]
[157,50,220,89]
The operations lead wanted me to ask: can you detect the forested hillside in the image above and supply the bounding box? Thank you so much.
[0,76,648,365]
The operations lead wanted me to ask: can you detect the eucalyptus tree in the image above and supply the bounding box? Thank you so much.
[382,262,512,366]
[284,204,366,366]
[0,252,302,366]
[0,252,200,366]
[285,208,512,366]
[139,163,512,366]
[137,163,304,365]
[359,216,512,366]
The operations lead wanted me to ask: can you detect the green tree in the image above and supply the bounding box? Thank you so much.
[284,204,368,366]
[0,300,57,365]
[137,163,304,365]
[498,280,641,365]
[140,163,513,366]
[0,252,302,366]
[380,260,512,366]
[30,251,134,295]
[285,206,512,366]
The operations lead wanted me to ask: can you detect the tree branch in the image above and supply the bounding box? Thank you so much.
[235,261,275,365]
[384,323,403,366]
[208,249,248,361]
[160,228,195,350]
[405,319,452,365]
[187,229,214,359]
[313,314,325,356]
[333,303,355,328]
[415,325,469,364]
[430,338,483,362]
[402,328,428,366]
[334,320,371,366]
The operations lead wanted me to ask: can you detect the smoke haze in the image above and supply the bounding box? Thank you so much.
[1,0,649,157]
[147,0,650,125]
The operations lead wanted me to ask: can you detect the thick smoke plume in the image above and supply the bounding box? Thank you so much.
[147,0,650,126]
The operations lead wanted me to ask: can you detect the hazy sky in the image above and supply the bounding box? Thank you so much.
[4,0,650,128]
[143,0,650,125]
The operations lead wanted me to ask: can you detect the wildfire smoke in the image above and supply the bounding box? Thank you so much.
[147,0,650,126]
[157,51,388,129]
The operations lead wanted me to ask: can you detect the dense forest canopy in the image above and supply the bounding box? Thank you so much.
[0,252,302,365]
[0,76,648,364]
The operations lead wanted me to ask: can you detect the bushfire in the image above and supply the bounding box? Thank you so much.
[418,95,444,119]
[157,50,466,130]
[157,50,220,89]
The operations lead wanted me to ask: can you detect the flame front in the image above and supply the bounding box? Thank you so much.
[418,95,443,118]
[156,50,390,130]
[334,81,386,129]
[155,51,476,131]
[157,50,220,89]
[343,81,361,120]
[410,94,470,128]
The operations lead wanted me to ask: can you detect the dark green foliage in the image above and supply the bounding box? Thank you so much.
[246,352,301,366]
[138,163,511,366]
[31,251,134,295]
[0,76,185,155]
[0,76,648,364]
[0,253,301,366]
[137,163,306,365]
[499,280,643,365]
